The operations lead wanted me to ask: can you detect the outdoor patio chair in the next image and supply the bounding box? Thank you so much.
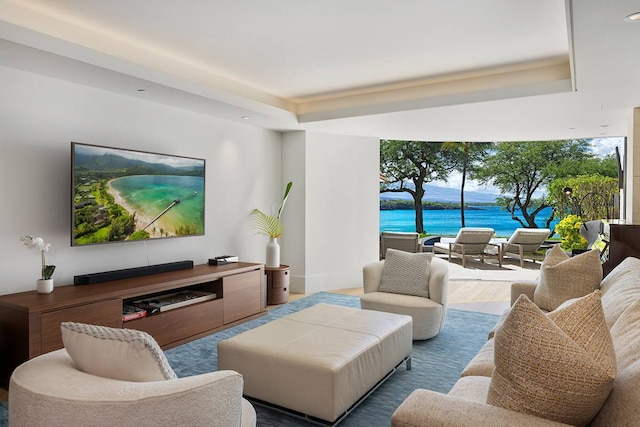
[380,232,420,259]
[580,220,608,248]
[432,227,500,268]
[500,228,551,267]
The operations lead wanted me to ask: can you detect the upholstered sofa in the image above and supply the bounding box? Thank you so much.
[392,256,640,427]
[9,323,256,427]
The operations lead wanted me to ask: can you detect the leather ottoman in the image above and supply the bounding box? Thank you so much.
[218,303,412,424]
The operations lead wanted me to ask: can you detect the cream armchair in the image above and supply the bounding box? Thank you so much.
[9,349,256,427]
[360,256,448,340]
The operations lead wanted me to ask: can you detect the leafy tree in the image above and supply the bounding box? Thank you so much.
[129,230,150,240]
[547,174,619,221]
[108,212,136,241]
[548,153,619,179]
[380,140,450,233]
[441,141,491,227]
[474,140,593,228]
[175,223,199,235]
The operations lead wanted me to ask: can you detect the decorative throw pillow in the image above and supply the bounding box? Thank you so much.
[61,322,177,382]
[488,292,616,427]
[600,257,640,328]
[591,298,640,426]
[533,244,602,311]
[379,248,432,298]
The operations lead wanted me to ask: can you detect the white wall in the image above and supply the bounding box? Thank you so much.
[628,107,639,222]
[0,65,282,295]
[282,130,380,293]
[281,131,307,292]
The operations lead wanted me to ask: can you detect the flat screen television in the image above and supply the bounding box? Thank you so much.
[71,142,205,246]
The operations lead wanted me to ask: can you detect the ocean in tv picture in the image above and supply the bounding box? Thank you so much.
[380,205,559,237]
[110,175,205,234]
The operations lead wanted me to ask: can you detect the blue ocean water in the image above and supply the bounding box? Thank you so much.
[111,175,205,234]
[380,205,559,237]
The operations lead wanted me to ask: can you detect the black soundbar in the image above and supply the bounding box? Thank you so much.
[74,260,194,285]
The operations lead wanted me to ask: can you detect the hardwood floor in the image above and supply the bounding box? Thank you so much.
[277,279,512,315]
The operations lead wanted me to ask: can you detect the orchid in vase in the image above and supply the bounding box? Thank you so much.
[21,236,56,280]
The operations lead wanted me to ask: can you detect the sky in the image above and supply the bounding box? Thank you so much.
[75,143,203,168]
[431,137,624,195]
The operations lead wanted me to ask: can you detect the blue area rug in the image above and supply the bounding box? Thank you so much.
[164,292,498,426]
[0,292,498,426]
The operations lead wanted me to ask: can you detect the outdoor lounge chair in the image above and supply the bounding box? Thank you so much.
[432,227,500,268]
[500,228,551,267]
[580,220,608,248]
[380,232,420,259]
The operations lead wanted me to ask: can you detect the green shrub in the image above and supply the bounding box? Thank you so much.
[555,214,587,251]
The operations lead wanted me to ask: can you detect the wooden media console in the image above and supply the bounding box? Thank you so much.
[0,262,266,387]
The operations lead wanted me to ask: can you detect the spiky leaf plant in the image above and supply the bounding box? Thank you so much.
[251,181,293,238]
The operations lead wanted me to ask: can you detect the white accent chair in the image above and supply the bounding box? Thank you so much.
[432,227,500,268]
[500,228,551,267]
[360,256,448,340]
[9,349,256,427]
[380,231,421,259]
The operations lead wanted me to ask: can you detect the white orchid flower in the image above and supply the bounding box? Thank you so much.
[33,237,45,250]
[20,235,36,248]
[20,235,56,280]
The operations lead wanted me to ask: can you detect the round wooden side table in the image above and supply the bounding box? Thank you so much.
[265,264,290,305]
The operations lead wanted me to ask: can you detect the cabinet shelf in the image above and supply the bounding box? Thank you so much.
[0,262,266,387]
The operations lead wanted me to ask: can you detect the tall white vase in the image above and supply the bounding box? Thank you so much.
[266,237,280,268]
[37,278,54,294]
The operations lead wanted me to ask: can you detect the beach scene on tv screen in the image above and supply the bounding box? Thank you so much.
[72,143,205,245]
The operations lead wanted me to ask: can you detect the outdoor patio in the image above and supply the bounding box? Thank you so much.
[286,255,542,317]
[439,255,540,315]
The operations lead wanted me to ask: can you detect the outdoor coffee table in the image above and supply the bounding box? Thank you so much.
[218,303,412,424]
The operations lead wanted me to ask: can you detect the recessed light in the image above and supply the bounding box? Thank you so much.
[600,124,609,128]
[624,12,640,22]
[136,89,147,93]
[568,127,575,130]
[241,116,251,120]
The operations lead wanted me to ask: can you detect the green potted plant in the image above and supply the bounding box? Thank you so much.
[251,181,293,267]
[554,215,588,253]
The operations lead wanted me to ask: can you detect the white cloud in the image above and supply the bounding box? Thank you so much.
[589,137,624,157]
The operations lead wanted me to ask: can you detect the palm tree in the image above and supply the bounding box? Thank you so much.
[441,142,491,227]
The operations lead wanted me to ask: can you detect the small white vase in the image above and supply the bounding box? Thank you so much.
[266,237,280,268]
[37,279,54,294]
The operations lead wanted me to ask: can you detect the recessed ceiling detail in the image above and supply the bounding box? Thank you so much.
[0,0,637,141]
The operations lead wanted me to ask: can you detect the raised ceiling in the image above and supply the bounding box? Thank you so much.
[0,0,638,141]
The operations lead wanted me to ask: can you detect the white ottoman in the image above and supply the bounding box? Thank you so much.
[218,303,412,424]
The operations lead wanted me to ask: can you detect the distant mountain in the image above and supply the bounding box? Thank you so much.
[380,184,501,204]
[74,152,204,176]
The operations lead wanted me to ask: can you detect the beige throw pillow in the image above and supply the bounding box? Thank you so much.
[533,244,602,311]
[61,322,177,382]
[600,256,640,328]
[379,248,432,298]
[488,292,616,426]
[591,298,640,426]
